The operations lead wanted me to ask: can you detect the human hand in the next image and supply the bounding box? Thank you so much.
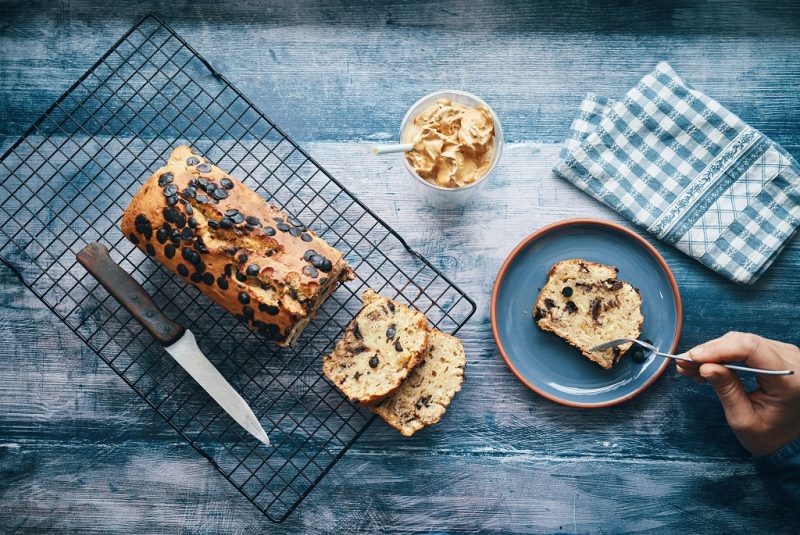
[676,332,800,457]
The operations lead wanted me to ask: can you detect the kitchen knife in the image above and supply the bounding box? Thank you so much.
[76,241,270,446]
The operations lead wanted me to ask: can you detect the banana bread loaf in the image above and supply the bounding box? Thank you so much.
[121,145,354,346]
[533,259,643,368]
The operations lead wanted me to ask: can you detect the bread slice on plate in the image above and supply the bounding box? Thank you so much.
[372,329,465,437]
[323,289,429,405]
[533,259,643,369]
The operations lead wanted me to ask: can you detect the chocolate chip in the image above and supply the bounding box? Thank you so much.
[242,306,254,320]
[235,271,247,282]
[300,232,312,242]
[186,156,200,166]
[208,220,219,229]
[288,217,302,227]
[181,228,193,242]
[565,301,578,313]
[354,371,362,381]
[386,325,396,339]
[220,178,234,190]
[197,177,209,189]
[155,228,168,244]
[237,252,247,263]
[245,216,260,226]
[224,209,239,217]
[289,227,301,237]
[165,194,178,206]
[352,323,363,340]
[217,276,229,290]
[181,186,196,199]
[170,229,182,244]
[533,307,546,321]
[303,250,316,261]
[158,172,174,186]
[263,226,276,236]
[164,244,176,259]
[231,213,244,224]
[196,194,209,204]
[206,183,217,194]
[244,224,254,231]
[605,279,623,291]
[198,272,212,285]
[174,213,186,229]
[190,273,202,283]
[224,264,232,276]
[368,355,379,368]
[320,259,332,273]
[394,340,403,352]
[194,260,205,273]
[212,188,228,200]
[246,264,260,277]
[266,304,280,315]
[310,254,324,269]
[544,298,556,309]
[302,265,318,278]
[562,286,573,297]
[128,232,139,245]
[184,204,193,215]
[238,292,250,304]
[187,217,197,229]
[590,298,603,322]
[189,251,201,266]
[197,163,211,173]
[182,247,193,262]
[145,244,156,256]
[319,277,328,285]
[276,222,290,232]
[163,183,178,197]
[177,264,189,277]
[387,301,395,313]
[219,217,233,229]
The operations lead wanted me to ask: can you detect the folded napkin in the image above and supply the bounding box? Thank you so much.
[554,62,800,284]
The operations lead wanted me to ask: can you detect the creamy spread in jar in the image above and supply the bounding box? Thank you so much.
[403,98,495,188]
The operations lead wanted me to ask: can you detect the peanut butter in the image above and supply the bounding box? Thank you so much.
[403,98,495,188]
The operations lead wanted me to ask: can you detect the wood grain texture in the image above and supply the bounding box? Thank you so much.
[1,1,800,533]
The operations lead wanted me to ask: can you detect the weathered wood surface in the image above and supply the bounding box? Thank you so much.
[1,1,800,533]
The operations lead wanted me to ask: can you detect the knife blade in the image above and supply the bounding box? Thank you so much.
[76,241,269,446]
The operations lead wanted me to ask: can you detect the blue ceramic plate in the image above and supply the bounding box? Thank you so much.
[491,219,682,408]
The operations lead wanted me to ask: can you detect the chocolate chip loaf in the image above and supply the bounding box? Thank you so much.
[322,290,429,405]
[372,329,465,436]
[533,259,643,368]
[121,145,354,346]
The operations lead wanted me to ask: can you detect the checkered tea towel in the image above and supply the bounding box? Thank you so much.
[554,62,800,284]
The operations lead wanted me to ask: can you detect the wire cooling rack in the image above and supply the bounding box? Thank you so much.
[0,14,475,522]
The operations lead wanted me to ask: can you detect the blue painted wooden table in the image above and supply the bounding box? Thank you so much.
[1,1,799,532]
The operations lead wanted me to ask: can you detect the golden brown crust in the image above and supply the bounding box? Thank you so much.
[121,145,353,345]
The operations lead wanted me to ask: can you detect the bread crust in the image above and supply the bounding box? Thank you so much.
[121,145,353,346]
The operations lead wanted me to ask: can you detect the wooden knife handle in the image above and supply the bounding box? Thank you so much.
[76,242,185,346]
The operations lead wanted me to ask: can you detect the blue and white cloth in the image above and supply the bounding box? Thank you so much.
[554,62,800,284]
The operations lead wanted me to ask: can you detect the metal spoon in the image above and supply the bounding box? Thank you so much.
[589,338,794,376]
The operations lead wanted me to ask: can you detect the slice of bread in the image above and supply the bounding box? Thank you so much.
[533,259,643,369]
[372,329,465,437]
[323,289,429,405]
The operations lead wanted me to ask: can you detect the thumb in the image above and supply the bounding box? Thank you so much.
[699,364,754,427]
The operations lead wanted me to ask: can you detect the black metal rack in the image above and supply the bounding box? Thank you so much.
[0,15,476,522]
